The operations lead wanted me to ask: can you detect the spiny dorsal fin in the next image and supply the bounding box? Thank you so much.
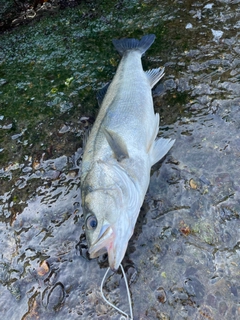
[97,82,110,106]
[103,128,129,161]
[145,67,165,88]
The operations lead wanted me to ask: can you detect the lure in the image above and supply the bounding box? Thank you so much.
[100,264,133,319]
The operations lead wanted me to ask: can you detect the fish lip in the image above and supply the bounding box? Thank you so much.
[88,225,113,258]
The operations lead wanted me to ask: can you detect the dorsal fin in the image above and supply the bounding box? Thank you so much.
[97,82,110,106]
[103,128,129,161]
[145,67,165,88]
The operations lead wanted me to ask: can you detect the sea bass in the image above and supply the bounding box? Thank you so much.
[81,34,175,271]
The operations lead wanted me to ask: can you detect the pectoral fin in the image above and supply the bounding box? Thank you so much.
[103,128,129,161]
[150,138,175,166]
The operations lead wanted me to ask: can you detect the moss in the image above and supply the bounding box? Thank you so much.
[192,221,218,246]
[1,0,171,166]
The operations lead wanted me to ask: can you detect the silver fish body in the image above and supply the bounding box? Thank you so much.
[81,34,174,271]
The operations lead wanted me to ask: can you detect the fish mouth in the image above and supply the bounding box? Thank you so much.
[88,225,113,259]
[88,223,127,271]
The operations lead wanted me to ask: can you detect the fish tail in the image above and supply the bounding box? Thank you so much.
[112,34,156,56]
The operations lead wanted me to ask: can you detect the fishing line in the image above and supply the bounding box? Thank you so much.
[100,263,133,319]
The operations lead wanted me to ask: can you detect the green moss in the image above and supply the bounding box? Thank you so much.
[192,221,218,246]
[169,91,189,106]
[0,0,178,165]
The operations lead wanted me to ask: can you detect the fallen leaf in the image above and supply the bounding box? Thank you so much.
[37,260,49,276]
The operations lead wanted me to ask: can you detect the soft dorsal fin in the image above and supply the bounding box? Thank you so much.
[145,67,165,88]
[97,82,110,106]
[103,128,129,161]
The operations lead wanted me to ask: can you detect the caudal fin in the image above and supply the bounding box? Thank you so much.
[112,34,156,56]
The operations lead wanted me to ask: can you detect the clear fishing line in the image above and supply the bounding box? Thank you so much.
[100,263,133,319]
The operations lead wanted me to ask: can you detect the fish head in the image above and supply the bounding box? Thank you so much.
[83,187,135,271]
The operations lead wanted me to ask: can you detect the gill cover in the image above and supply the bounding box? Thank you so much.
[83,160,141,270]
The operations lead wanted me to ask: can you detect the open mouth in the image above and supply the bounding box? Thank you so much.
[89,225,113,259]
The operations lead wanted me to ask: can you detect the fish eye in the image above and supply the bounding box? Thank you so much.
[86,215,98,230]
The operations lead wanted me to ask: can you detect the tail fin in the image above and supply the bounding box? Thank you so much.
[112,34,156,56]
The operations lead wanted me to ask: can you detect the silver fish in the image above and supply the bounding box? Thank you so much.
[81,34,175,271]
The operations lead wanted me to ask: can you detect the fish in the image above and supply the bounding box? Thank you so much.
[81,34,175,271]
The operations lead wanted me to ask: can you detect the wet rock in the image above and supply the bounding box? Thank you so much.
[220,81,240,94]
[22,166,32,173]
[185,267,197,277]
[192,83,211,95]
[185,23,193,29]
[219,205,239,221]
[188,62,202,72]
[164,79,176,91]
[8,282,21,301]
[45,282,65,311]
[219,301,228,316]
[207,294,218,309]
[230,284,238,297]
[196,306,214,320]
[184,277,205,301]
[75,234,90,261]
[155,287,167,304]
[52,155,68,171]
[0,262,10,285]
[176,77,190,92]
[211,29,223,43]
[168,287,190,306]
